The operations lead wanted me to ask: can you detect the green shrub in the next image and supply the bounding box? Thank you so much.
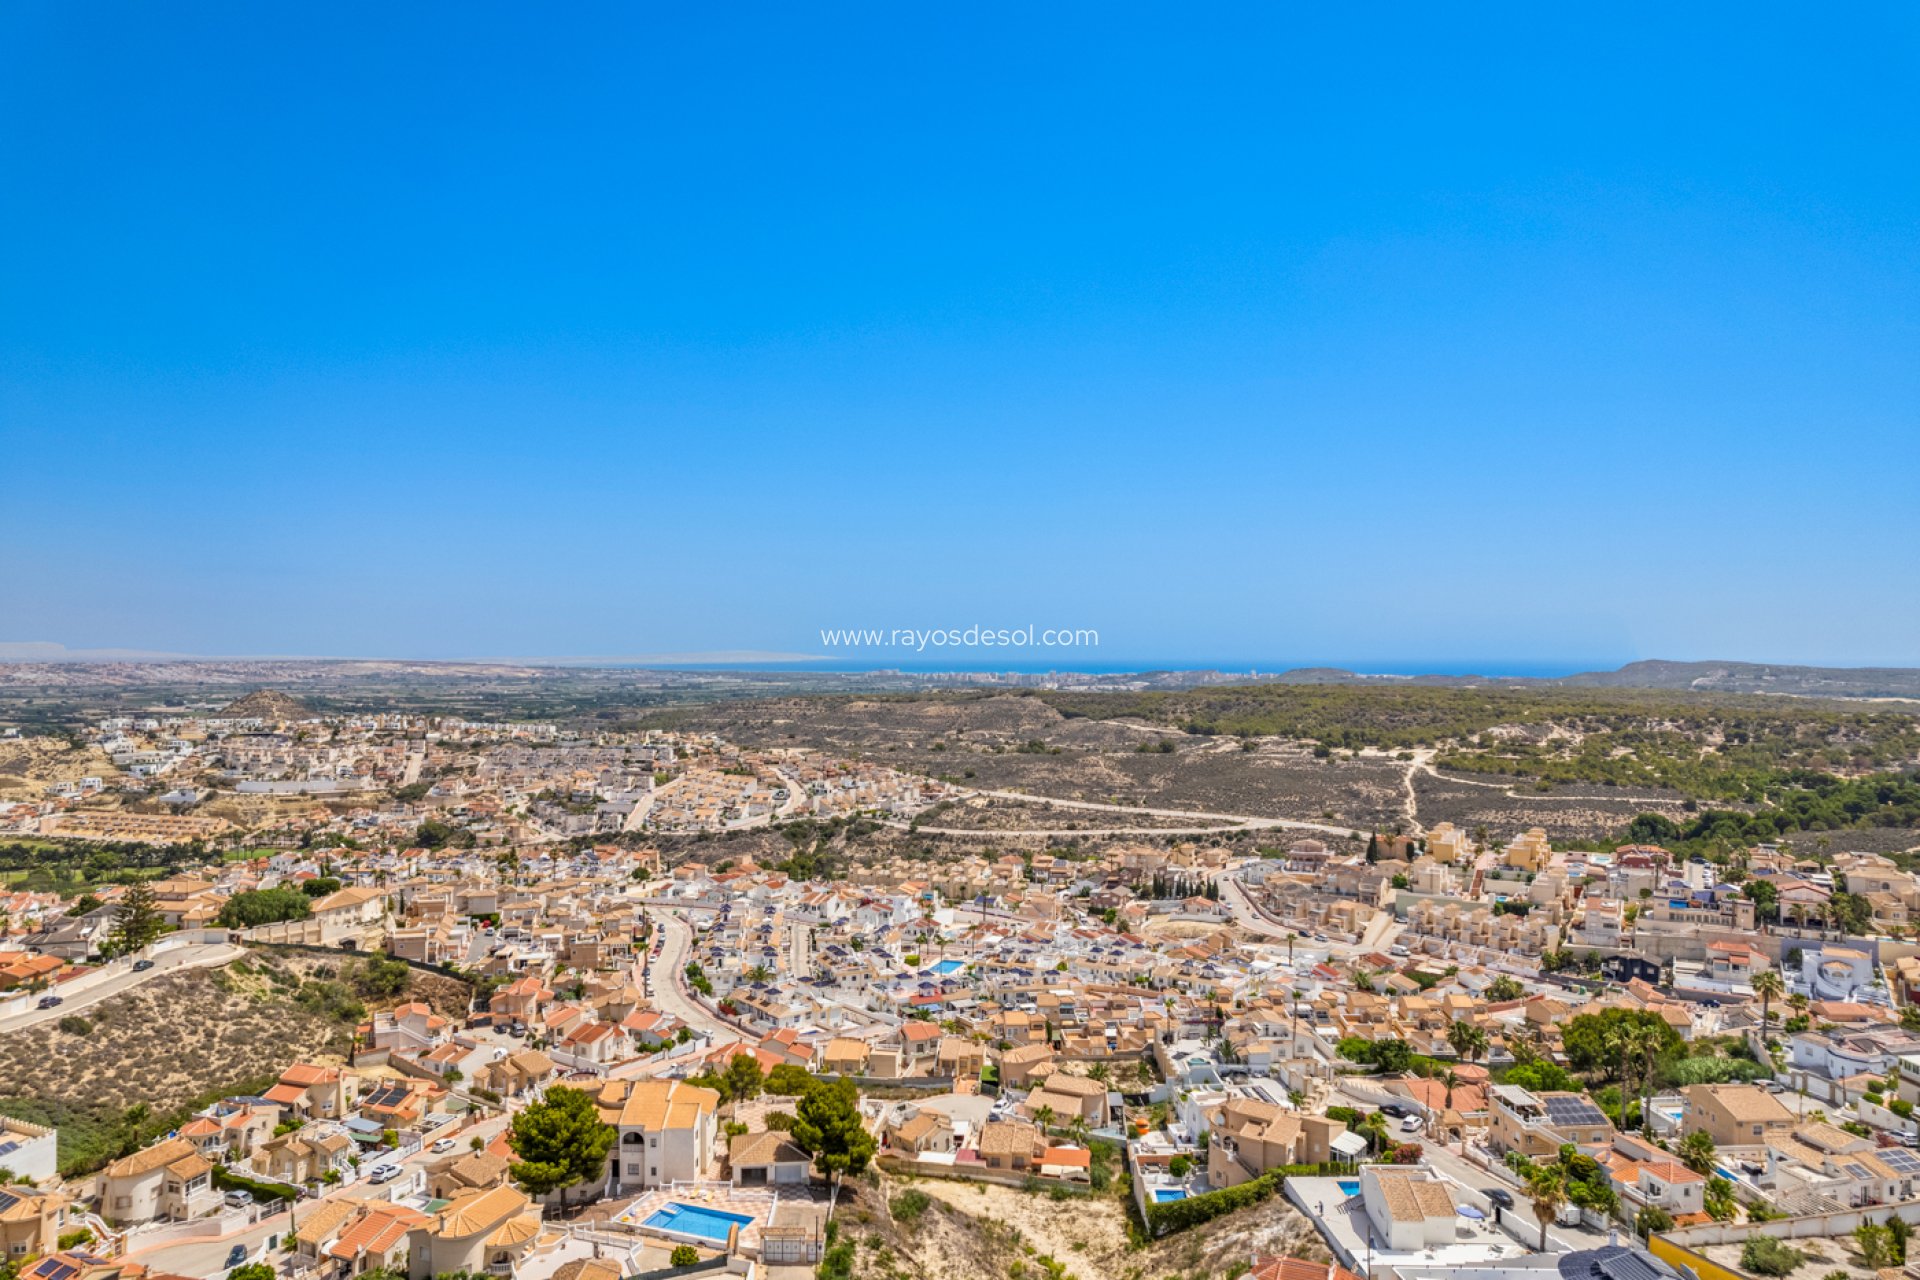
[1741,1236,1806,1277]
[57,1229,94,1250]
[890,1189,931,1223]
[669,1245,699,1267]
[56,1015,91,1037]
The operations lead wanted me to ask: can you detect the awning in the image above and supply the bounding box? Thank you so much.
[1456,1205,1486,1220]
[1331,1131,1369,1157]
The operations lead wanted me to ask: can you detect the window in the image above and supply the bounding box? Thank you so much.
[626,1163,640,1175]
[650,1167,657,1177]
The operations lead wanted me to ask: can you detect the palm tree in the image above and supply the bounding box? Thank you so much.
[1527,1168,1567,1251]
[1442,1069,1459,1114]
[1033,1103,1055,1132]
[1752,969,1786,1042]
[1678,1129,1717,1177]
[1624,1023,1663,1137]
[744,964,773,983]
[1086,1063,1110,1085]
[1448,1019,1488,1066]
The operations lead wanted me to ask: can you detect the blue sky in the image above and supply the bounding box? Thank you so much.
[3,4,1917,670]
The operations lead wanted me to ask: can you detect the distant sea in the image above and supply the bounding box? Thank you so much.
[625,659,1624,678]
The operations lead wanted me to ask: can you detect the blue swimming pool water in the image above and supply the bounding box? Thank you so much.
[1337,1179,1362,1197]
[643,1203,755,1243]
[1153,1189,1187,1202]
[930,959,964,974]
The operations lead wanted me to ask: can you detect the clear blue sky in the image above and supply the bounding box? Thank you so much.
[4,4,1917,670]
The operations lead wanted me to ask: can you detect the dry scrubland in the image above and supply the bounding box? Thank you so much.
[661,693,1712,840]
[825,1172,1329,1280]
[0,950,466,1176]
[0,737,118,801]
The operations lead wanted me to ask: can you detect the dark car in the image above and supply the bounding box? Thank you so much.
[1485,1188,1514,1209]
[225,1245,249,1268]
[132,959,155,972]
[1378,1102,1410,1119]
[36,995,62,1009]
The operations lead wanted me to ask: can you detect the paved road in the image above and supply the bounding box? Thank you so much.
[886,787,1364,841]
[129,1115,511,1275]
[640,907,734,1039]
[0,942,243,1033]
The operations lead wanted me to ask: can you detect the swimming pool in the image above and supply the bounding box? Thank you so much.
[1153,1188,1187,1202]
[929,959,964,974]
[642,1203,755,1243]
[1337,1180,1362,1198]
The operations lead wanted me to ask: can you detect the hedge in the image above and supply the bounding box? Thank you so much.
[1145,1172,1278,1235]
[213,1165,301,1203]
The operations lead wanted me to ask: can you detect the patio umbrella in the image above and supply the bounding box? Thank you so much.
[1456,1205,1486,1220]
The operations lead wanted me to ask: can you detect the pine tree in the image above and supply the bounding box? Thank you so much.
[506,1085,616,1210]
[105,881,164,957]
[792,1077,875,1218]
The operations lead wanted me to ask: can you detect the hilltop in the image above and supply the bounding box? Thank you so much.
[218,688,314,720]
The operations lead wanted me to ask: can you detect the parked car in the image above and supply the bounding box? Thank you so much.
[1399,1116,1423,1133]
[225,1245,250,1267]
[36,995,62,1009]
[1378,1102,1410,1118]
[431,1137,457,1153]
[223,1189,254,1208]
[132,959,155,972]
[1485,1188,1514,1209]
[367,1164,401,1185]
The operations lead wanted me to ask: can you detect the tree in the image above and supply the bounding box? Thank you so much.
[791,1077,875,1217]
[1562,1009,1682,1077]
[670,1246,700,1267]
[721,1053,764,1106]
[1447,1020,1489,1066]
[1635,1205,1673,1239]
[216,887,312,929]
[1487,976,1525,1002]
[1752,969,1786,1041]
[1678,1129,1717,1177]
[299,876,343,898]
[1622,1021,1664,1137]
[505,1085,616,1211]
[70,892,103,917]
[104,881,164,956]
[1527,1168,1567,1252]
[1855,1223,1891,1269]
[766,1064,814,1097]
[228,1265,275,1280]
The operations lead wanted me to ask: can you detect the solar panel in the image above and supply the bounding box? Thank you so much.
[1543,1096,1608,1127]
[1880,1149,1920,1174]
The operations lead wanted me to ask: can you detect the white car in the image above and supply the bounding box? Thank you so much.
[367,1164,401,1185]
[1400,1116,1423,1133]
[431,1137,457,1153]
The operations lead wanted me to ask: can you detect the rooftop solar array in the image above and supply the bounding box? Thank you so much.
[1878,1149,1920,1174]
[1543,1096,1609,1127]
